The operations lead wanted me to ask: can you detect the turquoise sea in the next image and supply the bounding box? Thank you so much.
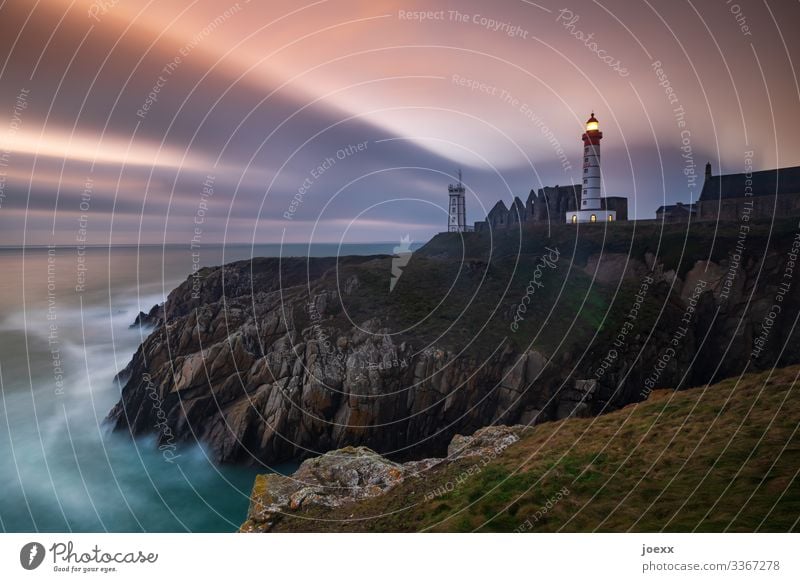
[0,243,418,532]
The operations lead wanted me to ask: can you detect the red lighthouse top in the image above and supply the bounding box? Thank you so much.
[585,112,599,132]
[583,111,602,145]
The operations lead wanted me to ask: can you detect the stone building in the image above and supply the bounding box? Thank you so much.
[697,163,800,220]
[655,202,697,222]
[471,113,629,231]
[474,184,628,231]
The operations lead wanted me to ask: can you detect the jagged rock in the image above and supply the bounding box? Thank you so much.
[241,446,408,532]
[556,379,597,419]
[583,253,648,284]
[241,425,525,532]
[129,303,164,329]
[682,260,725,301]
[344,275,360,295]
[518,407,542,426]
[446,425,528,459]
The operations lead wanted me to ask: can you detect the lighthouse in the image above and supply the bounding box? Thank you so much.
[567,112,616,223]
[582,112,602,212]
[448,169,467,232]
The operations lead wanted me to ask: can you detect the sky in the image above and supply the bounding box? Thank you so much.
[0,0,798,245]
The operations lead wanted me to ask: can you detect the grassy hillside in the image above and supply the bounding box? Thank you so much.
[268,365,800,532]
[383,216,800,354]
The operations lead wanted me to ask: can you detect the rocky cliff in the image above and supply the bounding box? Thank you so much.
[241,365,800,532]
[107,218,800,465]
[241,425,526,532]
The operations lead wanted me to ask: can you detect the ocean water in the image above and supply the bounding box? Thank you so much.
[0,243,414,532]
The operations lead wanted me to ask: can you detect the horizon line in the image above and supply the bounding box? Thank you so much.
[0,241,431,250]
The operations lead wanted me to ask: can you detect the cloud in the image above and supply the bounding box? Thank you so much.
[0,0,797,245]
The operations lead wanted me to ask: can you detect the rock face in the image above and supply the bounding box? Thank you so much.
[129,303,164,329]
[583,247,800,411]
[241,447,405,532]
[107,255,561,464]
[447,425,525,459]
[241,425,528,532]
[555,379,596,419]
[107,222,800,466]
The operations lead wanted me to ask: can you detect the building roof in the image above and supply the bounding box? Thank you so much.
[656,203,697,214]
[699,166,800,201]
[487,200,508,218]
[538,184,581,199]
[508,197,525,221]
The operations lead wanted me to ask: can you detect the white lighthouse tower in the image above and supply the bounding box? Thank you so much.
[448,169,467,232]
[567,113,616,224]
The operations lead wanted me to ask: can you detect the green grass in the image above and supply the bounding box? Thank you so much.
[256,365,800,532]
[277,216,800,364]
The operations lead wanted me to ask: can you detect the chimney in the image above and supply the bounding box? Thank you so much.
[705,162,712,181]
